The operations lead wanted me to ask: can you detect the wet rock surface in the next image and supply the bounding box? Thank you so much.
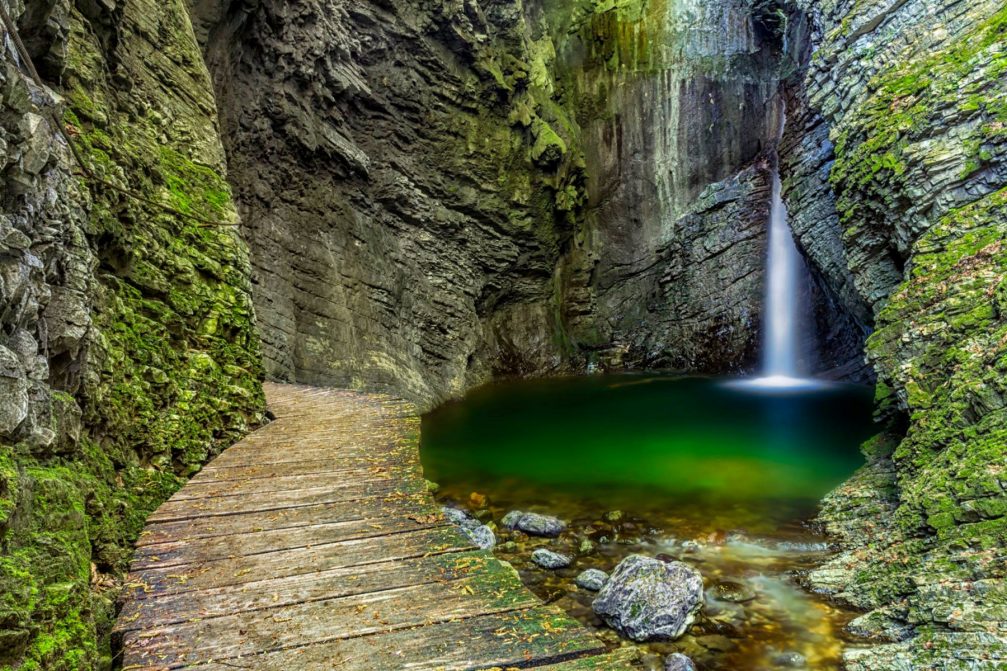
[443,506,496,550]
[592,555,704,642]
[783,0,1007,667]
[664,652,697,671]
[532,548,572,570]
[502,510,568,538]
[576,568,609,592]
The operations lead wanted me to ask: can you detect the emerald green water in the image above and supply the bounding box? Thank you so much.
[421,374,879,670]
[423,374,874,522]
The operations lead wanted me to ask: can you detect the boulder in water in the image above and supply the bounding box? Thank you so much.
[501,510,566,537]
[592,554,703,641]
[575,568,609,591]
[532,548,572,569]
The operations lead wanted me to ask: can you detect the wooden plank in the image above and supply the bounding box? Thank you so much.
[191,453,420,482]
[126,526,473,597]
[171,465,421,500]
[131,516,448,569]
[118,384,616,671]
[137,498,440,546]
[147,479,424,523]
[201,443,411,469]
[121,560,539,669]
[167,607,606,671]
[116,551,496,633]
[535,647,642,669]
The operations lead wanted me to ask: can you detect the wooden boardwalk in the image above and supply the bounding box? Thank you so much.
[115,383,638,670]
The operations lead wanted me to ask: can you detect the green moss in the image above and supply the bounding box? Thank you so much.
[830,7,1007,231]
[3,4,265,670]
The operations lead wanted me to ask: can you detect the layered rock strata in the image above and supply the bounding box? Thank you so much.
[784,1,1007,667]
[194,0,867,409]
[0,1,263,668]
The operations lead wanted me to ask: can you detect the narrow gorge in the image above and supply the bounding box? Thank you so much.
[0,0,1004,669]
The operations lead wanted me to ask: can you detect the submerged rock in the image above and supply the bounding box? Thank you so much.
[771,651,807,668]
[592,554,704,642]
[713,580,756,603]
[501,510,567,537]
[664,653,697,671]
[575,568,609,591]
[532,549,571,570]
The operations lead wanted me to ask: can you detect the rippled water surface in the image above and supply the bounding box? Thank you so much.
[421,374,878,670]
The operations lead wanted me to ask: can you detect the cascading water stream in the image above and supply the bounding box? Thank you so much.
[735,111,821,391]
[757,168,804,384]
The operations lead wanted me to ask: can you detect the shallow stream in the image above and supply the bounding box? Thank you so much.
[421,374,878,670]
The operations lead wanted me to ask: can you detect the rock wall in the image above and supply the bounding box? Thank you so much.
[195,0,869,409]
[783,0,1007,667]
[0,1,263,668]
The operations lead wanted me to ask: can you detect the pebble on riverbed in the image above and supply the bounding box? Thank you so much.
[771,651,807,668]
[501,510,567,537]
[713,580,756,603]
[575,568,609,591]
[592,554,704,642]
[532,548,572,569]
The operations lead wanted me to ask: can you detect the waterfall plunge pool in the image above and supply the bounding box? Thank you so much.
[421,374,878,670]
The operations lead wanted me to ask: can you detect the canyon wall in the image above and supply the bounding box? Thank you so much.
[783,0,1007,668]
[194,0,868,410]
[8,0,1002,668]
[0,1,263,668]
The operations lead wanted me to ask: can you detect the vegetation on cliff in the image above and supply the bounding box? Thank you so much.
[0,1,263,668]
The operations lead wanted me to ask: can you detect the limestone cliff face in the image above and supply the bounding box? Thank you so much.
[0,1,263,668]
[193,0,868,409]
[783,1,1007,667]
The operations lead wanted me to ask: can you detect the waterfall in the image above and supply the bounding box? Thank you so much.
[733,110,820,391]
[761,168,801,380]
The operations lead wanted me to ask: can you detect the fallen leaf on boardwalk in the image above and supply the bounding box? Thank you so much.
[408,514,440,524]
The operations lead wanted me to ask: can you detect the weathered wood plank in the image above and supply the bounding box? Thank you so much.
[137,498,440,546]
[170,465,421,500]
[132,516,447,569]
[148,479,425,523]
[118,384,618,671]
[536,646,642,669]
[191,453,419,483]
[126,526,473,597]
[160,607,606,671]
[121,560,540,668]
[116,551,495,632]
